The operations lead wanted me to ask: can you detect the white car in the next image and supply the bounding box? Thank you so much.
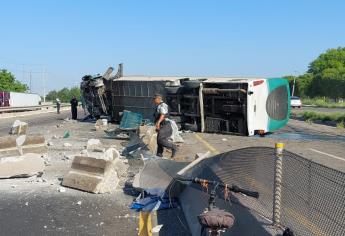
[291,96,302,108]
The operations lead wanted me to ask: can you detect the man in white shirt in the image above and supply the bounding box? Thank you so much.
[153,94,178,158]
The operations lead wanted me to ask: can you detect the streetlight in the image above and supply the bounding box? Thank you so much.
[291,70,299,97]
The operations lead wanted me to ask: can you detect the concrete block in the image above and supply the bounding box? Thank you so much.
[141,126,157,154]
[94,119,107,131]
[87,139,103,151]
[0,135,47,157]
[62,155,119,193]
[0,153,45,178]
[9,120,28,135]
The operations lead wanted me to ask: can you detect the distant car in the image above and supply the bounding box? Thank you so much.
[291,96,302,108]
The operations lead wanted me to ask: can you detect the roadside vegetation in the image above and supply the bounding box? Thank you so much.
[46,87,81,103]
[302,97,345,108]
[284,47,345,105]
[0,69,28,92]
[295,111,345,128]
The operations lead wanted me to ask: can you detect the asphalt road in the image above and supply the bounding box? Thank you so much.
[0,110,190,236]
[0,110,344,235]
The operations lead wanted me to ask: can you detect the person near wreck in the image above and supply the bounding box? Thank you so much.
[70,96,78,120]
[56,98,61,114]
[153,93,178,158]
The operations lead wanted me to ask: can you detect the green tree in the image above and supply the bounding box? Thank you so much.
[46,86,81,103]
[308,47,345,74]
[69,86,81,100]
[46,90,58,101]
[0,69,28,92]
[307,47,345,99]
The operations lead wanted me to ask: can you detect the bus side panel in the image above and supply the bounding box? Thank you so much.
[266,78,290,132]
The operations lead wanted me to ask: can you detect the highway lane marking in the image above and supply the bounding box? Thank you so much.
[138,211,152,236]
[194,133,220,155]
[309,148,344,161]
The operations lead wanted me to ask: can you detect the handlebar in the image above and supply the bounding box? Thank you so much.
[176,177,259,199]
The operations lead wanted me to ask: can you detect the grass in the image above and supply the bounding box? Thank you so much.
[302,98,345,108]
[297,111,345,128]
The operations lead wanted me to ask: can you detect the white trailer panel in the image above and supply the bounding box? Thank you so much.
[9,92,41,107]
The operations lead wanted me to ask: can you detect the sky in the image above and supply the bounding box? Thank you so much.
[0,0,344,95]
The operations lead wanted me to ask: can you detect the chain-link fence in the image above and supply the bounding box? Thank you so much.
[280,151,345,236]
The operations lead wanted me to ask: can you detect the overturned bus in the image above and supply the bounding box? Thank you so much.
[81,65,290,136]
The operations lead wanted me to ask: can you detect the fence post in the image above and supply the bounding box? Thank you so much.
[273,142,284,225]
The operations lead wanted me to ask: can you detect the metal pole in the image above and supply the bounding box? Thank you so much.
[273,142,284,225]
[43,67,46,103]
[29,70,32,93]
[199,83,205,132]
[291,77,296,97]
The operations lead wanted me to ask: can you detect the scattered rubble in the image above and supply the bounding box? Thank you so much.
[62,145,127,193]
[86,139,103,151]
[152,224,164,233]
[58,187,66,192]
[63,131,71,138]
[0,134,46,156]
[94,119,108,131]
[62,155,120,193]
[9,120,28,135]
[0,153,45,178]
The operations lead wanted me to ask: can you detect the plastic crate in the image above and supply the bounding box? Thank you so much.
[119,110,143,130]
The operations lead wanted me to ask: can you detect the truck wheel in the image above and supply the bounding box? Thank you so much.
[182,80,205,89]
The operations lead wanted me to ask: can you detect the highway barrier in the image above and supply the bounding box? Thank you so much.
[0,103,70,113]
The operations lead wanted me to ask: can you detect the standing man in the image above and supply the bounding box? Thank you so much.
[56,98,61,114]
[70,96,78,120]
[153,93,178,158]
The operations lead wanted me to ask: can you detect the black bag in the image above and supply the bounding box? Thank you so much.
[198,209,235,229]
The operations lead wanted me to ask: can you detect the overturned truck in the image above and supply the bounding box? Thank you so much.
[81,65,290,136]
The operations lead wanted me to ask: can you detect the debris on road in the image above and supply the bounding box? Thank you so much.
[0,134,47,157]
[62,148,127,193]
[63,143,72,147]
[9,120,28,135]
[58,187,66,192]
[86,139,103,151]
[152,224,163,233]
[0,153,45,179]
[94,119,108,131]
[63,131,71,138]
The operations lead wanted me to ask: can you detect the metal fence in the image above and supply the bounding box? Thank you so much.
[178,147,345,236]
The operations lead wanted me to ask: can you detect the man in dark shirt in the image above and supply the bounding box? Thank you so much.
[153,93,178,158]
[70,96,78,120]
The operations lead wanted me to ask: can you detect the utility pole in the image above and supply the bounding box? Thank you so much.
[29,70,32,93]
[42,67,46,103]
[291,70,298,97]
[291,77,296,97]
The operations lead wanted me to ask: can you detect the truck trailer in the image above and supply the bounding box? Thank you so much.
[0,91,41,107]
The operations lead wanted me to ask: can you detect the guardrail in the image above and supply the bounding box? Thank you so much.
[0,104,70,113]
